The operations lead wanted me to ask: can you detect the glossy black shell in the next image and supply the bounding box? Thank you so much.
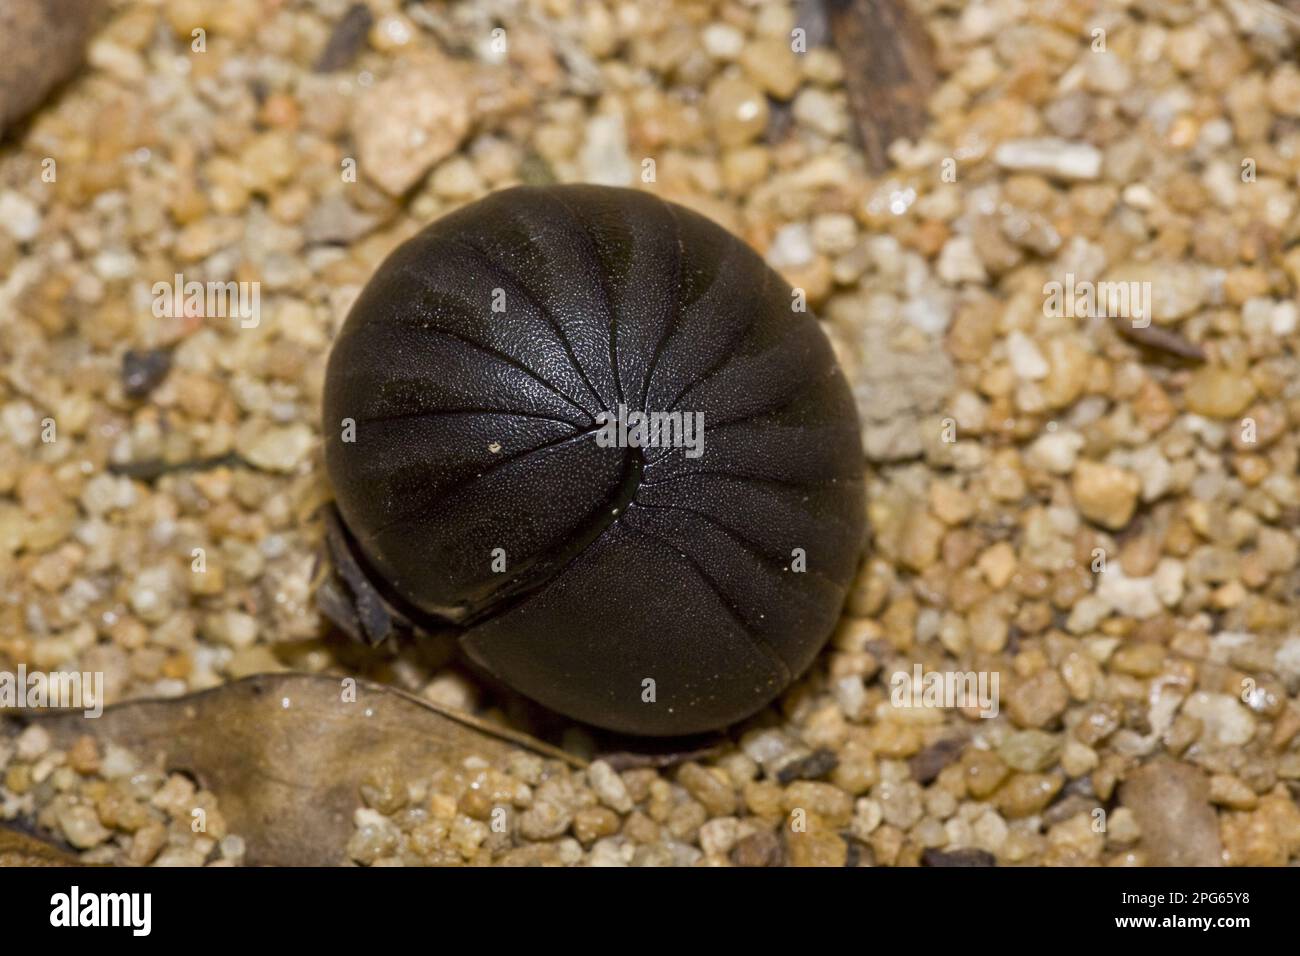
[323,185,865,736]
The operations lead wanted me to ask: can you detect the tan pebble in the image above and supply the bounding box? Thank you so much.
[351,53,472,197]
[67,736,100,775]
[720,146,769,194]
[240,423,314,474]
[1219,792,1300,866]
[57,803,111,849]
[962,749,1010,799]
[1270,706,1300,750]
[95,784,151,831]
[705,74,769,147]
[1074,702,1121,747]
[994,773,1064,818]
[423,673,478,712]
[1109,642,1166,678]
[867,719,923,757]
[1072,460,1140,530]
[572,806,621,844]
[1131,378,1176,434]
[665,800,708,843]
[1208,774,1258,810]
[777,256,833,307]
[731,829,782,867]
[518,799,571,840]
[698,817,740,857]
[369,13,415,52]
[618,768,657,805]
[782,781,853,826]
[1059,651,1099,701]
[360,766,407,815]
[976,541,1017,589]
[431,157,484,199]
[1047,812,1104,859]
[898,506,945,572]
[225,645,285,679]
[869,823,905,865]
[851,798,883,841]
[998,730,1062,773]
[831,742,878,795]
[4,765,32,795]
[742,779,784,819]
[786,829,848,867]
[1007,669,1069,729]
[29,546,79,592]
[257,93,300,130]
[930,481,972,528]
[127,821,168,866]
[1119,759,1220,865]
[586,760,634,814]
[621,811,660,845]
[739,37,801,99]
[1181,692,1256,748]
[701,23,745,61]
[1061,738,1099,778]
[187,563,226,596]
[1183,366,1257,418]
[676,764,738,816]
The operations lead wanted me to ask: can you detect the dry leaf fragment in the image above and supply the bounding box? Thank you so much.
[4,674,577,866]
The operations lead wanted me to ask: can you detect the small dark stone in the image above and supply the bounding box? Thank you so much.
[731,830,784,867]
[909,737,965,784]
[843,837,866,867]
[921,848,996,867]
[762,99,795,145]
[121,348,171,398]
[862,638,894,658]
[1042,792,1099,828]
[314,3,374,73]
[777,748,839,784]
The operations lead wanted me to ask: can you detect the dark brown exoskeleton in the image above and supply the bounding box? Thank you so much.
[320,185,865,737]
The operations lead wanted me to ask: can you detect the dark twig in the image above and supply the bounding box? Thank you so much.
[827,0,939,174]
[1111,317,1207,362]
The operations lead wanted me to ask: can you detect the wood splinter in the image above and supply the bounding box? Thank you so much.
[827,0,939,175]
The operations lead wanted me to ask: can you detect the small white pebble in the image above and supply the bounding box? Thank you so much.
[701,23,744,60]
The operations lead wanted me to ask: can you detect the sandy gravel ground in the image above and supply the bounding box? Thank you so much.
[2,0,1300,865]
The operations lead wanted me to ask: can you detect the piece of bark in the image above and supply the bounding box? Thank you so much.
[827,0,938,174]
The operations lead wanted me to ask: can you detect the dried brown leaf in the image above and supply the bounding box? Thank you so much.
[6,674,578,866]
[0,825,82,866]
